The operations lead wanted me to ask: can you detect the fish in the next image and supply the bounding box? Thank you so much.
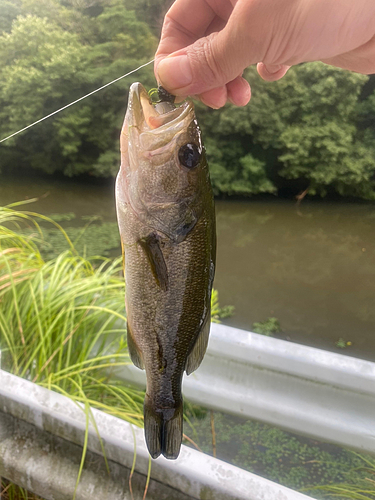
[115,82,216,460]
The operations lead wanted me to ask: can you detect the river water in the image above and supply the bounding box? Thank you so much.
[1,172,375,362]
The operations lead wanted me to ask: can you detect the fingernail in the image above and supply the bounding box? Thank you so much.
[157,55,193,90]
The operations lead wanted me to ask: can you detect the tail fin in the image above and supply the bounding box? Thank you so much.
[143,395,183,460]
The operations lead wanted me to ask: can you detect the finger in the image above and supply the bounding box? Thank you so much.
[156,25,252,96]
[165,0,232,37]
[156,0,217,61]
[204,15,227,36]
[156,0,267,96]
[227,76,251,106]
[155,0,232,74]
[322,35,375,74]
[257,63,290,81]
[199,85,228,109]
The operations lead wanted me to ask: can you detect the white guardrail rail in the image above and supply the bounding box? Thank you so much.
[0,368,313,500]
[117,323,375,454]
[1,323,375,499]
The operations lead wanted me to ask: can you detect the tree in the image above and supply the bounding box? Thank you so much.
[2,0,375,201]
[197,63,375,199]
[0,1,157,177]
[0,0,21,33]
[0,15,89,174]
[124,0,173,35]
[275,64,373,198]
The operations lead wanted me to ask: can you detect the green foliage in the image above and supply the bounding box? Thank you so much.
[0,0,156,176]
[237,154,276,195]
[252,317,282,336]
[336,338,352,349]
[210,288,234,322]
[202,132,276,196]
[0,14,90,174]
[0,15,86,124]
[2,2,375,200]
[0,0,21,33]
[276,65,375,199]
[197,63,375,200]
[124,0,172,35]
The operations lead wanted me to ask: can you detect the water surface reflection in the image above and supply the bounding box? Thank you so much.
[215,199,375,360]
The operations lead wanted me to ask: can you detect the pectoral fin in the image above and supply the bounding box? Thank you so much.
[185,308,211,375]
[139,233,168,291]
[127,322,144,370]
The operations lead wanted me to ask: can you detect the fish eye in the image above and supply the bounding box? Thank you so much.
[178,143,201,169]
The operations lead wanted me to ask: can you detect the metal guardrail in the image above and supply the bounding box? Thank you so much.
[117,323,375,454]
[0,369,313,500]
[2,324,375,499]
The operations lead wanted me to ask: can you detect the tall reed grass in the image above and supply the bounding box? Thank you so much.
[310,453,375,500]
[0,204,225,419]
[0,204,144,423]
[0,204,148,499]
[0,203,227,499]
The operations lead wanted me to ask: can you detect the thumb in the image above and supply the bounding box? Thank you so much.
[156,30,250,97]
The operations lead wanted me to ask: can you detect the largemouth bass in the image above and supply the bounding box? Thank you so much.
[115,83,216,460]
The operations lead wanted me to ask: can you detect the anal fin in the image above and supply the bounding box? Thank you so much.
[185,308,211,375]
[127,322,144,370]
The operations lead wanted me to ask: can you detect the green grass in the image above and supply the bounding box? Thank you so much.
[252,317,282,336]
[1,480,44,500]
[0,205,144,426]
[0,205,145,500]
[310,454,375,500]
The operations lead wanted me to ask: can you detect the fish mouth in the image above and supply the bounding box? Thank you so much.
[127,82,193,132]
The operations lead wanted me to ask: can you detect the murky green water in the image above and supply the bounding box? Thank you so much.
[214,199,375,361]
[184,406,372,495]
[1,172,374,361]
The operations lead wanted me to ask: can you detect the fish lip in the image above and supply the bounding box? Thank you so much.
[127,82,193,131]
[128,82,149,128]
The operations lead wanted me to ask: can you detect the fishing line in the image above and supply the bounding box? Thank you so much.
[0,59,154,144]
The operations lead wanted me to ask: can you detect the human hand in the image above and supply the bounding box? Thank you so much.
[155,0,375,108]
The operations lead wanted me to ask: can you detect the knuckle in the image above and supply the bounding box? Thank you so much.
[189,34,227,86]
